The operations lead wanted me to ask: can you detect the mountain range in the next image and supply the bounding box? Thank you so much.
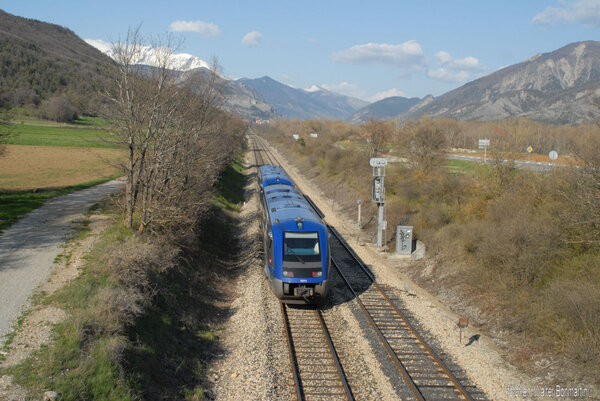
[84,38,368,121]
[350,41,600,124]
[401,41,600,124]
[2,9,600,124]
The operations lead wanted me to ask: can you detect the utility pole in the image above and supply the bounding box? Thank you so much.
[370,158,387,247]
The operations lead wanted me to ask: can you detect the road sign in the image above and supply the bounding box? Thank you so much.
[527,146,533,153]
[478,139,490,163]
[369,158,388,167]
[549,150,558,161]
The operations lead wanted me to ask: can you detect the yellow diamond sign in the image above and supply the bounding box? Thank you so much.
[527,146,533,153]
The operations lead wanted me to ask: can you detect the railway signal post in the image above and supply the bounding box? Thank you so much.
[370,158,387,247]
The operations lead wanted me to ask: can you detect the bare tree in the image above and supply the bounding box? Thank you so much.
[402,118,446,173]
[45,96,76,122]
[363,118,391,157]
[103,27,245,234]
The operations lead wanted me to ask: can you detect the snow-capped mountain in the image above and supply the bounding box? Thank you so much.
[84,39,211,72]
[304,85,322,93]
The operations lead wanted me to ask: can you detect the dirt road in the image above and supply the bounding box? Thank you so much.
[0,180,124,343]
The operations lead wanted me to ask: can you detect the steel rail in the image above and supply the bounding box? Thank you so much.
[281,303,305,401]
[281,303,354,401]
[327,225,475,401]
[331,257,426,401]
[316,308,354,401]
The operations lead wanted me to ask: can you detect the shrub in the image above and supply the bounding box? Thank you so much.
[45,96,76,122]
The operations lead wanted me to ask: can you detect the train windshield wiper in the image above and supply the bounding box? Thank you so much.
[288,249,304,264]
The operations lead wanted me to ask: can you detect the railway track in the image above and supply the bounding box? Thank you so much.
[252,134,486,401]
[281,304,354,401]
[253,135,353,401]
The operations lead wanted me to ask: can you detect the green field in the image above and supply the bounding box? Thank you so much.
[0,116,124,232]
[445,158,478,172]
[3,121,118,148]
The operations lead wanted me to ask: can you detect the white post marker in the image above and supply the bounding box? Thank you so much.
[478,139,490,163]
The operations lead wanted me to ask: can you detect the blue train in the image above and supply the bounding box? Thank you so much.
[258,165,330,303]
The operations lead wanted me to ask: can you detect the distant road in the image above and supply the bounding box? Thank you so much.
[0,180,124,343]
[445,154,562,172]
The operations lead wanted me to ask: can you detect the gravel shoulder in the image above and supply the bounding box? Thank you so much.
[0,179,124,344]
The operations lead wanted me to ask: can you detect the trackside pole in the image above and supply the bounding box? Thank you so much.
[370,158,387,248]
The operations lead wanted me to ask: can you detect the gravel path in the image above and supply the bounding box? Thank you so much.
[0,179,124,343]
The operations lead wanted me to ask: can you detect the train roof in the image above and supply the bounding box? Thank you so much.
[259,165,293,187]
[259,165,323,227]
[267,200,323,226]
[264,187,322,227]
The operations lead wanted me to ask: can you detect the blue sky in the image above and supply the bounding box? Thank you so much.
[3,0,600,102]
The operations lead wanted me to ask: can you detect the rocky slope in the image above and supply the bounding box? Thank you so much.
[238,76,368,120]
[405,41,600,124]
[349,96,421,123]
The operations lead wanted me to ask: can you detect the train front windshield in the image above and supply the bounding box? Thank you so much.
[283,232,321,263]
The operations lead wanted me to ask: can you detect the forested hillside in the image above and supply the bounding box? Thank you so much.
[0,9,112,114]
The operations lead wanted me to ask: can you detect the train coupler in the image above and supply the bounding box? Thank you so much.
[294,286,314,297]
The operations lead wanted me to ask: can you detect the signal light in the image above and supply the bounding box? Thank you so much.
[268,257,272,265]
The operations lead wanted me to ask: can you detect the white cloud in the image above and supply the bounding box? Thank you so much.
[532,0,600,27]
[435,51,485,71]
[320,82,367,99]
[330,40,426,69]
[367,88,407,103]
[428,68,470,83]
[85,38,112,53]
[169,20,221,37]
[427,50,485,83]
[307,38,318,43]
[242,31,263,47]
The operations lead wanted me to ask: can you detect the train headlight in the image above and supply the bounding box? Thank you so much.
[283,270,294,277]
[312,271,323,277]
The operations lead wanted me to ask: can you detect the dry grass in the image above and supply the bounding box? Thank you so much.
[0,144,125,191]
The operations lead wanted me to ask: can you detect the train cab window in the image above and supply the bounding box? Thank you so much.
[283,232,321,263]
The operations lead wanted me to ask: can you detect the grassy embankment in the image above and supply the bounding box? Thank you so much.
[0,115,125,231]
[258,120,600,385]
[2,154,247,400]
